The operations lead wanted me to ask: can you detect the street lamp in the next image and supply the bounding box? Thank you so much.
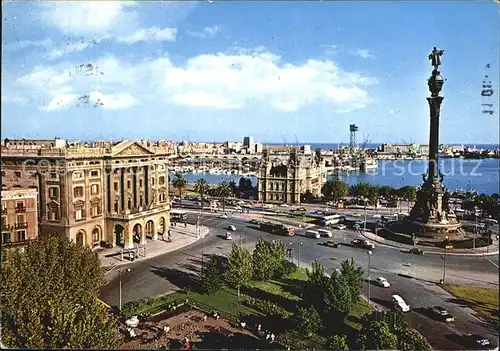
[119,268,131,311]
[363,198,368,233]
[367,250,372,306]
[296,237,303,268]
[441,235,448,284]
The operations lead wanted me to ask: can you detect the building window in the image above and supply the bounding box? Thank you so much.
[16,214,25,224]
[159,176,165,185]
[114,201,119,213]
[114,182,119,191]
[73,186,84,198]
[48,206,58,221]
[1,171,5,177]
[90,170,99,177]
[139,196,143,206]
[15,171,21,178]
[17,230,26,242]
[49,172,57,179]
[75,207,84,221]
[127,199,132,210]
[91,204,100,217]
[91,184,99,194]
[159,192,165,202]
[151,177,155,185]
[139,179,143,187]
[2,232,10,243]
[49,187,59,198]
[1,216,7,229]
[72,172,83,180]
[127,180,131,189]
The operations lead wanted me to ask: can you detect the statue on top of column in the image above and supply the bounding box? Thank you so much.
[428,47,444,70]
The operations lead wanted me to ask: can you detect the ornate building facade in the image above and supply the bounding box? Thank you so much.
[1,188,38,249]
[257,149,326,204]
[1,140,171,249]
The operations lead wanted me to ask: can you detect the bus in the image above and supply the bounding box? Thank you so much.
[259,221,295,236]
[319,214,344,226]
[170,210,187,222]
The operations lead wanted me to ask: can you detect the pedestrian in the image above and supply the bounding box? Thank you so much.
[184,222,187,228]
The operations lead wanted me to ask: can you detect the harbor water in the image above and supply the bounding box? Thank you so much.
[173,158,499,195]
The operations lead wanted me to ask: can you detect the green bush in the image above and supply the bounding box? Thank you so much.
[245,299,292,319]
[275,261,297,278]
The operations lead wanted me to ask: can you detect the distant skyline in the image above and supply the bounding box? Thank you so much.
[2,1,499,144]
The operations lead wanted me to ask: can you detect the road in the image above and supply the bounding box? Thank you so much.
[100,210,499,350]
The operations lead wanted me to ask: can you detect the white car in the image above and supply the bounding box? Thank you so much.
[225,232,232,240]
[228,225,236,231]
[280,204,289,207]
[392,294,410,312]
[218,214,228,219]
[334,224,347,230]
[373,214,381,218]
[376,277,391,288]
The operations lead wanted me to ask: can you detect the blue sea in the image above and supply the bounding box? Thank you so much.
[179,158,499,195]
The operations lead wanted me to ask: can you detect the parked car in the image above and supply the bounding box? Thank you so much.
[318,229,333,238]
[352,213,362,217]
[306,230,321,239]
[463,333,497,350]
[228,225,236,231]
[351,239,361,246]
[325,240,341,248]
[352,239,375,250]
[431,306,455,322]
[225,232,233,240]
[409,248,425,255]
[218,214,228,219]
[248,219,259,224]
[373,214,382,218]
[376,277,391,288]
[392,294,410,312]
[334,224,347,230]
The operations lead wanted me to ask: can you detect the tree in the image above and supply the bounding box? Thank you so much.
[216,181,233,213]
[226,244,253,297]
[379,185,397,201]
[269,239,287,278]
[327,335,349,351]
[194,178,210,210]
[201,254,225,294]
[304,260,327,309]
[321,178,349,203]
[397,327,432,351]
[366,184,381,206]
[0,234,118,349]
[357,320,398,350]
[172,172,187,207]
[295,306,323,337]
[252,239,274,281]
[323,272,354,318]
[398,185,417,212]
[228,180,238,197]
[339,258,364,305]
[350,182,371,199]
[383,306,407,334]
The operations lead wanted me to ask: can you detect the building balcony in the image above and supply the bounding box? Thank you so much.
[15,206,26,213]
[2,238,36,248]
[14,222,28,229]
[1,224,10,231]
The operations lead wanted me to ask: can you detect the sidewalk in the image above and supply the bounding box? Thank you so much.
[97,223,210,268]
[359,230,499,257]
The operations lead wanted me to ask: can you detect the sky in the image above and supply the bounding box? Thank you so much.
[1,1,499,145]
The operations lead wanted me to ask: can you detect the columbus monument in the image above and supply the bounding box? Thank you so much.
[404,47,462,238]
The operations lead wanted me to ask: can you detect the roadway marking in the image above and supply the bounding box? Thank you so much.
[487,259,499,268]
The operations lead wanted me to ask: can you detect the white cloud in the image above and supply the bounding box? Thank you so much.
[3,39,53,52]
[116,27,177,44]
[44,41,91,60]
[321,44,338,56]
[349,48,375,59]
[39,1,138,35]
[187,25,220,39]
[40,91,138,111]
[15,48,377,113]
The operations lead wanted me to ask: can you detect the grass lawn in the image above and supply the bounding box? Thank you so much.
[345,297,371,331]
[441,284,499,323]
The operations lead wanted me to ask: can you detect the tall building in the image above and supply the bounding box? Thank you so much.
[1,188,38,249]
[257,149,326,204]
[1,139,172,249]
[243,136,255,154]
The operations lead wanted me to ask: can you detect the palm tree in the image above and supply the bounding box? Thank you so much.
[216,181,233,213]
[172,172,187,207]
[194,178,210,210]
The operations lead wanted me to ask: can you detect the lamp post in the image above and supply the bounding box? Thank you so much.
[297,236,303,268]
[119,268,131,311]
[473,213,477,251]
[363,198,368,233]
[367,250,372,306]
[441,235,448,284]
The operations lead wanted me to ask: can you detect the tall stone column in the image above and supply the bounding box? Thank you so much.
[59,170,69,224]
[427,96,444,180]
[132,167,138,208]
[39,171,47,221]
[106,168,112,213]
[144,165,149,206]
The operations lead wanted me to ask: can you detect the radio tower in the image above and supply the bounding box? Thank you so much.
[349,124,358,153]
